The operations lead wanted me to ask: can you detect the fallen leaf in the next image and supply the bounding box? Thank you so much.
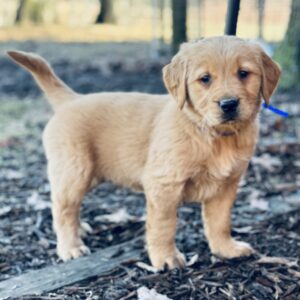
[248,190,269,211]
[137,286,172,300]
[136,262,158,273]
[233,226,253,233]
[251,154,282,171]
[27,191,51,210]
[187,254,199,267]
[250,198,269,211]
[94,208,136,223]
[0,207,12,217]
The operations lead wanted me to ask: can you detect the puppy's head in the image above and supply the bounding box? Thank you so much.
[163,36,281,135]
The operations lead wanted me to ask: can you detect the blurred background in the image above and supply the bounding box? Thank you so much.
[0,0,293,42]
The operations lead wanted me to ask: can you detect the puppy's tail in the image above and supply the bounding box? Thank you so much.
[7,50,78,110]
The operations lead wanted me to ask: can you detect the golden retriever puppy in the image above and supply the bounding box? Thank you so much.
[8,36,281,269]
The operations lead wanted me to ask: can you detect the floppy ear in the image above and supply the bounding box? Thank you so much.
[260,51,281,104]
[162,56,188,109]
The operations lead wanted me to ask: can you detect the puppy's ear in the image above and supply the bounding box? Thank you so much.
[163,56,188,109]
[260,51,281,104]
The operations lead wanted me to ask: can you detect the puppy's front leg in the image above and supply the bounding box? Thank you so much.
[145,182,186,269]
[202,180,254,258]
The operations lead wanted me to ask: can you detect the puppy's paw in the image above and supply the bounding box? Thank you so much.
[57,240,91,261]
[165,248,186,269]
[212,239,254,259]
[79,221,93,237]
[150,247,186,269]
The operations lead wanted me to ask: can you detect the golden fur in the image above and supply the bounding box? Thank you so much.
[8,36,281,269]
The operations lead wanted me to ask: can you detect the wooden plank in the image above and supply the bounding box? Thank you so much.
[0,241,141,299]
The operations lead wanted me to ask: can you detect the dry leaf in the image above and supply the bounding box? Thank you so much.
[27,191,51,210]
[136,262,158,273]
[187,254,199,267]
[251,154,282,171]
[94,208,136,223]
[137,286,172,300]
[234,226,253,233]
[0,207,12,217]
[250,198,269,211]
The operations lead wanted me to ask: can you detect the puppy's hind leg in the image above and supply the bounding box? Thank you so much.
[48,153,94,261]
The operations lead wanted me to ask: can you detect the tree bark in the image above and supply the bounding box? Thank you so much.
[285,0,300,72]
[225,0,240,35]
[96,0,115,24]
[15,0,27,23]
[257,0,265,39]
[171,0,187,54]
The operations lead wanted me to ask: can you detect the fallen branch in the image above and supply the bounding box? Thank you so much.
[0,239,141,299]
[256,256,298,267]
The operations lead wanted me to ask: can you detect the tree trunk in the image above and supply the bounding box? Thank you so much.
[285,0,300,72]
[15,0,27,23]
[96,0,115,24]
[224,0,240,35]
[197,0,204,38]
[257,0,265,39]
[151,0,165,59]
[274,0,300,89]
[171,0,187,54]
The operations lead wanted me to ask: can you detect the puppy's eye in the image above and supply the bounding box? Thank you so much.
[238,70,249,79]
[200,74,211,84]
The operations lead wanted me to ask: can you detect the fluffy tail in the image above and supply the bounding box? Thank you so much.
[7,50,78,110]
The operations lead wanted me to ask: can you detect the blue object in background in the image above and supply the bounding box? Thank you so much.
[262,103,289,118]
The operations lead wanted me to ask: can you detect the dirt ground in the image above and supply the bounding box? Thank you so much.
[0,41,300,300]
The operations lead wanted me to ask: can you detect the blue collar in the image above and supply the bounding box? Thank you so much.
[262,103,289,118]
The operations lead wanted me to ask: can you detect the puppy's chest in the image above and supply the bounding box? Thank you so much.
[184,142,249,201]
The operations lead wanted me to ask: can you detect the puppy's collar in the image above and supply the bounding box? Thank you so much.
[262,103,289,118]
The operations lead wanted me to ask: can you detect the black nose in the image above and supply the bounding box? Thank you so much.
[219,98,239,113]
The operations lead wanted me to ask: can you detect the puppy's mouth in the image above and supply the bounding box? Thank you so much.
[221,113,238,123]
[214,119,243,136]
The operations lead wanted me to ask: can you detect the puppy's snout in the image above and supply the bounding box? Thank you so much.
[219,98,239,121]
[219,98,239,113]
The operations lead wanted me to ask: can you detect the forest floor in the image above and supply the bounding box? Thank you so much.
[0,41,300,300]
